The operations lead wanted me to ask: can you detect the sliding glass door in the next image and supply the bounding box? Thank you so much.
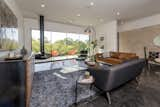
[79,34,89,53]
[32,30,40,54]
[66,33,79,56]
[44,31,52,55]
[32,30,89,62]
[51,32,67,59]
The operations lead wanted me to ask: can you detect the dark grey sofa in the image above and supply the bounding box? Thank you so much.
[88,59,145,104]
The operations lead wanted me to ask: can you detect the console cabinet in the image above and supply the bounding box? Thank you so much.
[0,55,34,107]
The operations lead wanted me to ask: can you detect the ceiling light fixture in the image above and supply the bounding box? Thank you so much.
[41,0,45,8]
[69,20,73,23]
[116,12,120,16]
[90,2,94,6]
[77,14,81,17]
[41,4,45,8]
[100,18,104,22]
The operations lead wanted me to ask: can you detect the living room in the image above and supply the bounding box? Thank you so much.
[0,0,160,107]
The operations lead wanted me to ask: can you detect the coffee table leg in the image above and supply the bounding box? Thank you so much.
[89,83,94,102]
[75,80,78,106]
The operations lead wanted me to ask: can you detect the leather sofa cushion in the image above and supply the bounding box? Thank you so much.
[110,52,138,60]
[118,53,138,60]
[110,52,119,58]
[96,52,139,65]
[103,58,123,65]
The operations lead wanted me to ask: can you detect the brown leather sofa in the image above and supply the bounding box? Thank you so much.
[96,52,139,65]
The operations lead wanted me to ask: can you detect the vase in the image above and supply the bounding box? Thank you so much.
[21,46,27,56]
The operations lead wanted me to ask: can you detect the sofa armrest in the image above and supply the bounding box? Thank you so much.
[88,64,111,90]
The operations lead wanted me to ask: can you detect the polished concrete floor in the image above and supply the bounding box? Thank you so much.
[71,69,160,107]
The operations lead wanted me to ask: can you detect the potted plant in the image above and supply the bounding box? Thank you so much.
[90,40,97,61]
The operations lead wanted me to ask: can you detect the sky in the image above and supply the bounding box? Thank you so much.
[0,28,18,41]
[32,30,89,43]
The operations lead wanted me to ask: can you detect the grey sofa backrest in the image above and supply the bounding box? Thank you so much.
[89,59,145,91]
[107,59,145,90]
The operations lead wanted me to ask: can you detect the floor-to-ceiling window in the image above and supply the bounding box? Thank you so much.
[32,30,40,54]
[51,32,67,57]
[44,31,52,55]
[32,30,89,62]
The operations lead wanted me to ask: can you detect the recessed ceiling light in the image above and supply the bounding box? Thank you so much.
[90,2,94,6]
[100,18,104,22]
[77,14,81,17]
[116,12,120,16]
[69,20,73,23]
[90,24,93,26]
[41,4,45,8]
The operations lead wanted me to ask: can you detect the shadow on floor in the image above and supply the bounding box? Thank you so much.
[71,70,160,107]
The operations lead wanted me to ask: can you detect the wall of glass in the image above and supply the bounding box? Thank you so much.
[32,30,89,61]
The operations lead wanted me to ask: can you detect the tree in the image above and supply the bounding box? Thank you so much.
[32,39,40,53]
[32,37,89,56]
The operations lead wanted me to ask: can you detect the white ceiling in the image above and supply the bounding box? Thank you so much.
[16,0,160,26]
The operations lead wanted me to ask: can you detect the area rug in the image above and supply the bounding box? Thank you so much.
[30,69,96,107]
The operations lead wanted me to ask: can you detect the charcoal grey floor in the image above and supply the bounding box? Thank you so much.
[71,72,160,107]
[30,62,160,107]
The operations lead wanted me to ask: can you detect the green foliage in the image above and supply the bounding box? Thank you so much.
[0,38,19,50]
[91,40,97,49]
[32,39,40,53]
[32,38,89,55]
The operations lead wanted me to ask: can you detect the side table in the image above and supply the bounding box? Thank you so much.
[148,58,160,73]
[75,75,94,106]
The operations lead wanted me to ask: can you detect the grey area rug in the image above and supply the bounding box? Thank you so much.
[30,69,96,107]
[30,68,160,107]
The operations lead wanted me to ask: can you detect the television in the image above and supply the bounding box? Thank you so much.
[0,0,19,51]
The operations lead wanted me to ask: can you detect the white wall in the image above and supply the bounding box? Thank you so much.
[96,20,118,52]
[24,18,85,52]
[118,14,160,32]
